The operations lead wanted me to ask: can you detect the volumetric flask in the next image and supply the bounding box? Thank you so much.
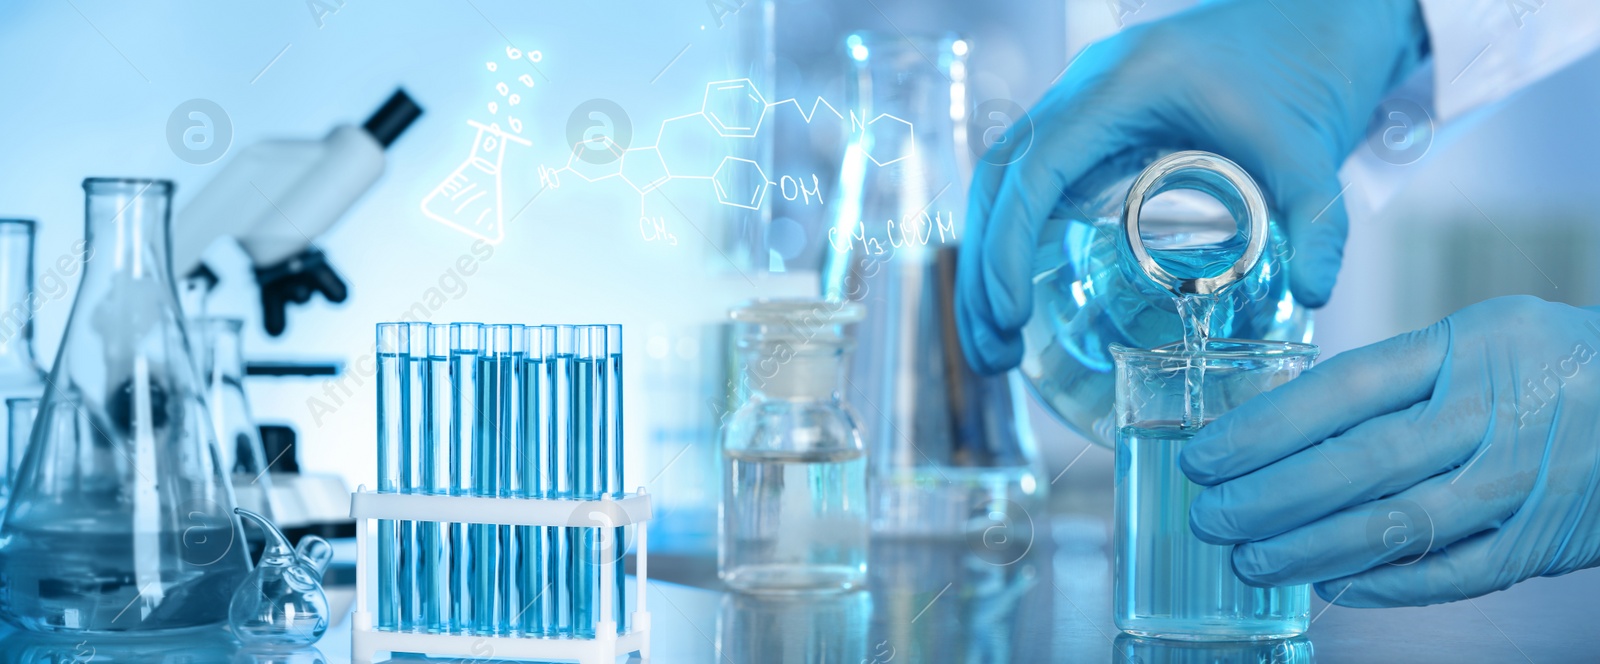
[0,179,249,634]
[1112,339,1316,640]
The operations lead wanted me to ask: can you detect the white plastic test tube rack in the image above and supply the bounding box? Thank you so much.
[350,487,653,664]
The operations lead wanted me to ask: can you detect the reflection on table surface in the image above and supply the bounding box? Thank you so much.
[0,629,327,663]
[2,472,1598,663]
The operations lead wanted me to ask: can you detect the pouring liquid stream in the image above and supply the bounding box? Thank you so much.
[1175,293,1216,429]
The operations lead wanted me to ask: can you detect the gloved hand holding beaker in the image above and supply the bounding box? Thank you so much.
[1182,296,1600,608]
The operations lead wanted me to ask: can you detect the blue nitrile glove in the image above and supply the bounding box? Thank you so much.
[1182,296,1600,608]
[956,0,1430,374]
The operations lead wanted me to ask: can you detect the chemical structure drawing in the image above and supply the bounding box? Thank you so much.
[424,62,919,246]
[534,78,918,229]
[421,47,542,244]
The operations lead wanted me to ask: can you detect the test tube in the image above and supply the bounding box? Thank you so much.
[547,325,577,635]
[399,322,429,631]
[449,322,482,632]
[571,325,607,637]
[516,325,553,635]
[498,324,526,633]
[421,324,453,632]
[473,324,515,633]
[604,324,626,633]
[5,396,38,490]
[375,323,407,631]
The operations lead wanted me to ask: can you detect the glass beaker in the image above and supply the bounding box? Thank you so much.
[195,317,276,527]
[0,178,250,634]
[820,31,1044,538]
[1023,151,1313,446]
[720,299,868,594]
[1112,339,1317,640]
[1112,633,1315,663]
[0,220,48,504]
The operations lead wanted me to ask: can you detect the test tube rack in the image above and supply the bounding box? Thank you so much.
[350,488,653,664]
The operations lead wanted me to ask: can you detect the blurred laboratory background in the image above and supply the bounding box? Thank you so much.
[3,0,1595,536]
[2,1,1599,657]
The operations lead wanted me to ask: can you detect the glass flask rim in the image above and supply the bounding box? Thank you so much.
[82,177,174,196]
[0,218,36,230]
[1121,150,1269,297]
[844,30,966,52]
[730,298,864,326]
[1111,339,1318,362]
[194,316,245,333]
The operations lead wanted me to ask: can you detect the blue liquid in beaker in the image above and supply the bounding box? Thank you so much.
[1114,423,1308,640]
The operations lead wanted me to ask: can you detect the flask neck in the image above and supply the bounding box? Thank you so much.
[0,221,39,370]
[82,179,176,289]
[847,33,966,159]
[195,317,246,385]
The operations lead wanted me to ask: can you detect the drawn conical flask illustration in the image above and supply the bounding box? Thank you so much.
[0,178,250,634]
[421,121,531,244]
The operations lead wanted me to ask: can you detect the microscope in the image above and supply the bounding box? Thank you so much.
[175,89,423,334]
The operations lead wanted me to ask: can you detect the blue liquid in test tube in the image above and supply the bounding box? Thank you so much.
[375,323,406,631]
[421,324,453,632]
[570,325,606,638]
[547,325,577,636]
[400,322,429,631]
[449,323,481,632]
[516,325,553,635]
[604,324,626,633]
[472,325,512,634]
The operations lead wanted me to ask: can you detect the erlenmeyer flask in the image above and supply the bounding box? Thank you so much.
[821,33,1044,537]
[0,219,49,509]
[195,317,276,527]
[0,178,250,634]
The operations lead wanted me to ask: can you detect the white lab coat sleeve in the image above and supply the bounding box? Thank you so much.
[1416,0,1600,122]
[1342,1,1600,219]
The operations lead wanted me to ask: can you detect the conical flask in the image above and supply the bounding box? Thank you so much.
[821,33,1044,538]
[195,317,276,527]
[0,178,250,634]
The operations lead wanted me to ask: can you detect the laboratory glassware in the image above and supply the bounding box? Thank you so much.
[229,508,333,646]
[0,178,250,633]
[0,220,48,502]
[473,323,520,634]
[1113,339,1317,639]
[6,397,38,480]
[1022,150,1312,446]
[516,324,554,636]
[195,317,276,527]
[1112,633,1315,663]
[820,32,1043,538]
[421,323,453,633]
[720,299,868,594]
